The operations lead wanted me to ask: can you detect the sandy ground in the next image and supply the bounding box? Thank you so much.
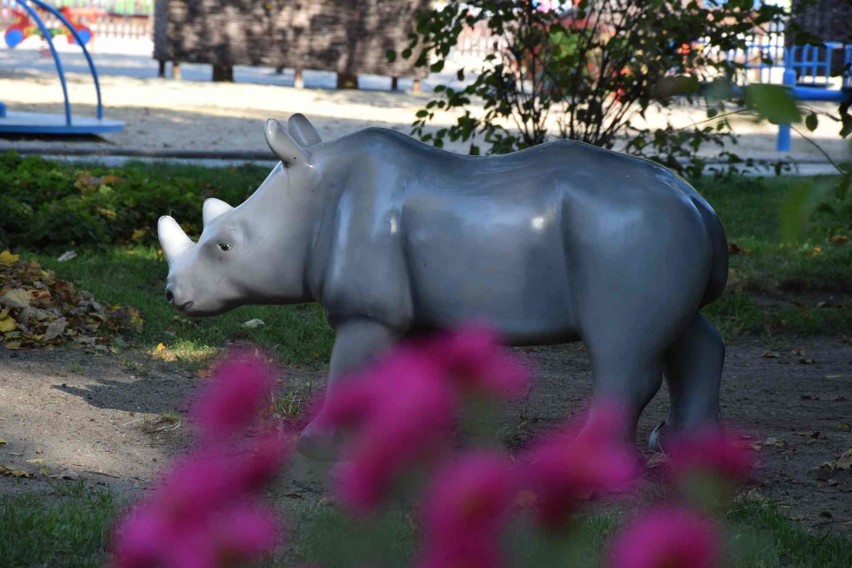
[1,337,850,534]
[1,47,850,162]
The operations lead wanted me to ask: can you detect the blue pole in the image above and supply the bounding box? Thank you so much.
[14,0,72,125]
[777,66,795,152]
[30,0,104,119]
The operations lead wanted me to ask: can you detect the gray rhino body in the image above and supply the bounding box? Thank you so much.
[159,115,728,455]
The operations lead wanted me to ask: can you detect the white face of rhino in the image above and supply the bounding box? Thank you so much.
[158,115,322,316]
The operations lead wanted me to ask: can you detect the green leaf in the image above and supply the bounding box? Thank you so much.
[430,61,444,73]
[707,108,718,119]
[805,112,818,132]
[779,180,834,242]
[385,49,396,64]
[744,84,801,125]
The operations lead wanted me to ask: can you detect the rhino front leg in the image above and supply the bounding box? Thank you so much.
[297,317,400,460]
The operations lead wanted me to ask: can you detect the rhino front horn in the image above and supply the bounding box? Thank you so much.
[203,198,233,226]
[158,216,194,265]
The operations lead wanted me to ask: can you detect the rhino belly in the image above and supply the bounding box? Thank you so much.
[402,206,576,345]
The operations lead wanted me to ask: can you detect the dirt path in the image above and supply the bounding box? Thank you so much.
[1,337,850,532]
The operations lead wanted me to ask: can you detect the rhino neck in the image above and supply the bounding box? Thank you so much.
[238,164,317,305]
[303,130,421,323]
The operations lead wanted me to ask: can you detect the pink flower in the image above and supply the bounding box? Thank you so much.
[113,352,289,568]
[318,348,457,514]
[113,500,282,568]
[417,451,517,568]
[149,451,241,523]
[190,352,275,442]
[208,501,283,562]
[521,401,641,527]
[432,325,531,399]
[606,507,721,568]
[666,427,754,484]
[237,428,292,489]
[112,504,172,568]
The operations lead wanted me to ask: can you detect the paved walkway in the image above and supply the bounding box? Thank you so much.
[1,41,849,171]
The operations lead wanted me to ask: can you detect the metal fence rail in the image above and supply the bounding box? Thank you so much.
[1,0,152,16]
[1,0,152,42]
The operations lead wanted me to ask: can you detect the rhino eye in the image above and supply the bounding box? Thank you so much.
[217,242,232,252]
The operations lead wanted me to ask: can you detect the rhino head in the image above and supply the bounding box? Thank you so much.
[158,114,322,316]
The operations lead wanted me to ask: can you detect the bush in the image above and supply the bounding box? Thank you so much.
[393,0,788,175]
[0,151,268,250]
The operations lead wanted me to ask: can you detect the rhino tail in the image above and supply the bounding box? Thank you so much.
[691,195,728,307]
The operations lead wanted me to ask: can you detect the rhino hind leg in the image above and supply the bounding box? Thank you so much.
[650,313,725,450]
[585,346,665,444]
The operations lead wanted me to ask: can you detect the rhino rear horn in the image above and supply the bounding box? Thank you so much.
[158,216,194,265]
[203,198,233,226]
[288,114,322,146]
[265,118,312,168]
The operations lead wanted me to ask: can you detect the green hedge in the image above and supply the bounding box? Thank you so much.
[0,151,269,250]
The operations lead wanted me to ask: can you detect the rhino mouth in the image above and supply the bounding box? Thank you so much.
[175,300,194,312]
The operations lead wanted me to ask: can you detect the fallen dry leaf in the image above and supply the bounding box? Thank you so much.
[0,250,19,266]
[0,289,31,309]
[0,464,31,478]
[761,351,781,359]
[726,242,751,255]
[0,315,16,333]
[0,252,143,350]
[762,436,786,448]
[43,317,68,341]
[838,450,852,470]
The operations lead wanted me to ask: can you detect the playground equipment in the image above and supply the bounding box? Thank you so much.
[725,38,852,152]
[0,0,123,135]
[4,4,95,48]
[776,43,852,152]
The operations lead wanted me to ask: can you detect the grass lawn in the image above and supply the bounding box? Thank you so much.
[3,481,850,567]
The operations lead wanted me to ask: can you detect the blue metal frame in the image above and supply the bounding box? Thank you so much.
[29,0,105,120]
[776,43,851,152]
[12,0,72,125]
[0,0,122,134]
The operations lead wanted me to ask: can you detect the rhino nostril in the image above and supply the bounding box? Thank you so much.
[165,289,174,303]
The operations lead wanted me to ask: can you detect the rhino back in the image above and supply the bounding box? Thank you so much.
[313,131,717,342]
[396,139,714,343]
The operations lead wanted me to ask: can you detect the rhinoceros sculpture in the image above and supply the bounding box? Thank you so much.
[158,114,728,455]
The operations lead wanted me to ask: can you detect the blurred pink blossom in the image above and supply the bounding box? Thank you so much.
[114,500,282,568]
[433,325,531,399]
[666,427,754,484]
[522,401,641,526]
[113,353,288,568]
[417,451,517,568]
[606,507,721,568]
[320,348,457,514]
[190,352,275,442]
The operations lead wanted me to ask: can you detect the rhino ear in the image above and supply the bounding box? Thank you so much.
[265,118,312,168]
[203,198,233,227]
[288,113,322,146]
